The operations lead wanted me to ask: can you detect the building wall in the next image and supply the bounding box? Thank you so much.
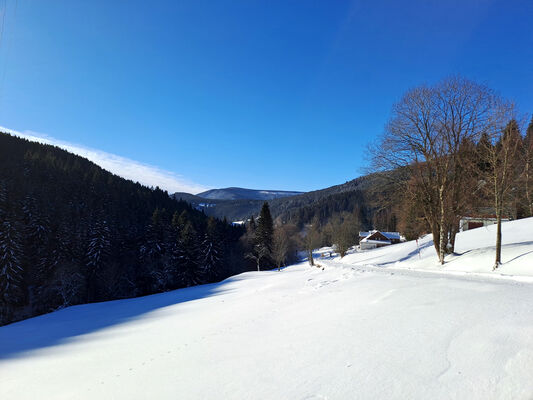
[360,241,390,250]
[459,218,509,232]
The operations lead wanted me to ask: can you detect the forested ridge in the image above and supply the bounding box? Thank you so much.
[0,132,247,325]
[175,174,379,228]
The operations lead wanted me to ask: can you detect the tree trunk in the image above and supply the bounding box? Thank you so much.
[308,249,314,266]
[525,160,533,217]
[449,222,458,254]
[438,186,446,265]
[430,222,440,257]
[494,204,502,270]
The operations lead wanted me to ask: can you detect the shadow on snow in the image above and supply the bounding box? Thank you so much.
[0,279,234,360]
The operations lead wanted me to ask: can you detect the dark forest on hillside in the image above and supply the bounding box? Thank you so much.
[0,133,248,325]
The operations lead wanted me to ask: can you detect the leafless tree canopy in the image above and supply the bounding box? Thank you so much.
[371,76,515,264]
[477,119,522,269]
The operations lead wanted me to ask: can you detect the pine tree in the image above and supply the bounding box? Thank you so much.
[86,219,111,300]
[141,209,165,261]
[87,220,111,269]
[201,217,223,280]
[140,209,169,292]
[252,202,274,270]
[176,222,202,287]
[166,232,185,288]
[0,211,24,323]
[21,195,49,296]
[171,210,181,229]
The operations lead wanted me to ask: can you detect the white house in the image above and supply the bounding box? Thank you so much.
[359,230,401,250]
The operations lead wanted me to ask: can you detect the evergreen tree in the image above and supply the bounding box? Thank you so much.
[166,231,185,288]
[201,217,223,280]
[176,222,202,287]
[0,189,24,322]
[171,210,181,229]
[476,132,493,174]
[253,202,274,269]
[21,195,49,294]
[140,208,170,292]
[86,218,111,300]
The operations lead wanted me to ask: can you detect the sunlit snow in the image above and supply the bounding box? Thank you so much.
[1,218,532,399]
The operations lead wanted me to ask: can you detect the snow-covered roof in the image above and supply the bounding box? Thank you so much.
[382,232,401,240]
[359,230,400,240]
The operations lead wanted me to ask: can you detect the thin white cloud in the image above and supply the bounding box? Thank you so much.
[0,126,209,195]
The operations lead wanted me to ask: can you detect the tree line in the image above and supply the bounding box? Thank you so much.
[370,76,533,268]
[0,133,247,326]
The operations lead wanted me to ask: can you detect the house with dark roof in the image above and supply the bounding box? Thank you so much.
[358,230,402,250]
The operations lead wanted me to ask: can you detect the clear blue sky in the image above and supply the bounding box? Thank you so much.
[1,0,532,192]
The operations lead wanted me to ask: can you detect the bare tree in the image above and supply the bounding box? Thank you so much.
[478,117,521,269]
[371,76,504,264]
[332,212,360,258]
[245,244,270,272]
[304,222,321,266]
[272,227,290,271]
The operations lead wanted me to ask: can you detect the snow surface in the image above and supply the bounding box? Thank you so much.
[332,217,533,280]
[1,218,533,399]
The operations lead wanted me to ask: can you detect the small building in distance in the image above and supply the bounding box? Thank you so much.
[459,215,510,232]
[359,230,402,250]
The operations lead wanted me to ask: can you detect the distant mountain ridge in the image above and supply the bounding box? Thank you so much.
[197,187,303,201]
[173,176,378,225]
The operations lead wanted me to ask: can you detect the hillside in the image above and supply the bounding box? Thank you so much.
[172,193,268,222]
[326,216,533,278]
[0,132,247,326]
[173,174,383,227]
[1,219,532,399]
[197,187,303,200]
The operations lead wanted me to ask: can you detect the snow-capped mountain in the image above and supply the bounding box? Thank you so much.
[197,187,303,201]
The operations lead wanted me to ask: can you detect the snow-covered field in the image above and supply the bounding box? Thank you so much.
[1,219,532,399]
[325,216,533,279]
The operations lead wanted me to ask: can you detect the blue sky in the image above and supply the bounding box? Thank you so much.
[0,0,532,193]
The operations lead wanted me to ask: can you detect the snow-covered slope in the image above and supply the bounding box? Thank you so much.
[329,217,533,278]
[1,219,532,399]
